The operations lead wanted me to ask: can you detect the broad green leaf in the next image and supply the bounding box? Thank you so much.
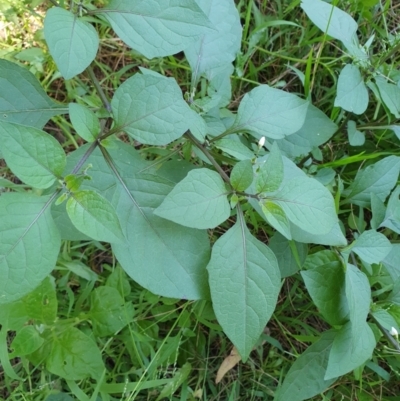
[112,73,191,145]
[154,168,230,229]
[371,309,399,333]
[267,177,338,235]
[47,326,104,380]
[89,286,134,337]
[0,59,65,128]
[304,250,340,270]
[207,213,280,360]
[10,326,44,357]
[301,0,358,45]
[44,8,99,80]
[68,103,100,142]
[0,121,66,188]
[343,156,400,206]
[215,138,255,161]
[375,77,400,118]
[351,230,392,264]
[275,104,337,159]
[325,321,375,380]
[302,262,349,326]
[274,331,337,401]
[347,120,365,146]
[0,194,61,305]
[269,233,307,278]
[380,186,400,234]
[255,142,283,193]
[230,160,253,191]
[232,85,308,140]
[66,190,124,243]
[101,0,214,58]
[334,65,368,115]
[261,201,292,240]
[184,0,242,85]
[111,173,210,300]
[382,244,400,282]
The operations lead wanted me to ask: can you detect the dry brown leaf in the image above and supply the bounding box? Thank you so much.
[215,346,241,384]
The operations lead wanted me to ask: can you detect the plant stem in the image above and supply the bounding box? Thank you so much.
[87,66,112,113]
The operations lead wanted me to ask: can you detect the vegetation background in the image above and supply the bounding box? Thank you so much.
[0,0,400,400]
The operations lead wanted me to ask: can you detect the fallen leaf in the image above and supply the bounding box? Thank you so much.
[215,346,241,384]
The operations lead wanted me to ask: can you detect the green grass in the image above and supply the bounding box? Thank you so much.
[1,0,400,400]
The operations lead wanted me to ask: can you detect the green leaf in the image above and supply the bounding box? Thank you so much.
[301,0,358,45]
[10,326,44,357]
[0,121,66,188]
[46,326,104,380]
[0,59,65,128]
[45,394,74,401]
[0,194,61,305]
[370,192,386,230]
[89,286,134,337]
[351,230,392,264]
[232,85,308,140]
[380,186,400,234]
[101,0,214,58]
[261,201,292,240]
[302,262,349,326]
[111,173,211,300]
[230,160,253,191]
[154,168,230,229]
[206,211,280,360]
[215,138,255,161]
[334,65,368,115]
[66,190,124,243]
[267,177,338,235]
[156,362,192,401]
[269,233,308,278]
[382,244,400,282]
[347,120,365,146]
[255,142,283,193]
[69,103,100,142]
[184,0,242,84]
[375,77,400,118]
[274,331,337,401]
[325,321,375,380]
[44,8,99,80]
[343,156,400,206]
[274,104,337,159]
[371,309,399,333]
[112,73,191,145]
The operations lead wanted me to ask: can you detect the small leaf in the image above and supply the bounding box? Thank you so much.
[375,77,400,118]
[11,326,44,357]
[101,0,214,58]
[255,142,284,193]
[334,65,368,115]
[351,230,392,264]
[44,8,99,80]
[46,326,104,380]
[156,363,192,401]
[207,213,281,360]
[69,103,100,142]
[66,190,124,243]
[380,186,400,234]
[215,346,241,384]
[383,244,400,282]
[0,121,66,189]
[230,160,253,191]
[154,168,230,229]
[371,309,399,333]
[232,85,308,140]
[274,331,337,401]
[215,138,255,161]
[0,59,65,128]
[347,120,365,146]
[112,73,192,145]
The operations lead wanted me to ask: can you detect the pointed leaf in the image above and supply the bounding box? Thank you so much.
[0,121,66,188]
[334,64,368,114]
[255,142,283,193]
[351,230,392,264]
[66,190,124,243]
[112,73,191,145]
[230,160,253,191]
[207,213,281,360]
[184,0,242,84]
[232,85,308,140]
[376,78,400,118]
[0,194,61,304]
[154,168,230,229]
[274,331,337,401]
[101,0,214,58]
[0,59,65,128]
[11,326,44,357]
[44,8,99,80]
[344,156,400,206]
[69,103,100,142]
[261,201,292,240]
[382,244,400,282]
[380,186,400,234]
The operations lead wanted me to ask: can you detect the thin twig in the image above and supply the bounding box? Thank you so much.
[87,66,112,113]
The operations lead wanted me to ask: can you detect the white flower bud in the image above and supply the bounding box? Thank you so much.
[390,327,398,337]
[258,136,265,148]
